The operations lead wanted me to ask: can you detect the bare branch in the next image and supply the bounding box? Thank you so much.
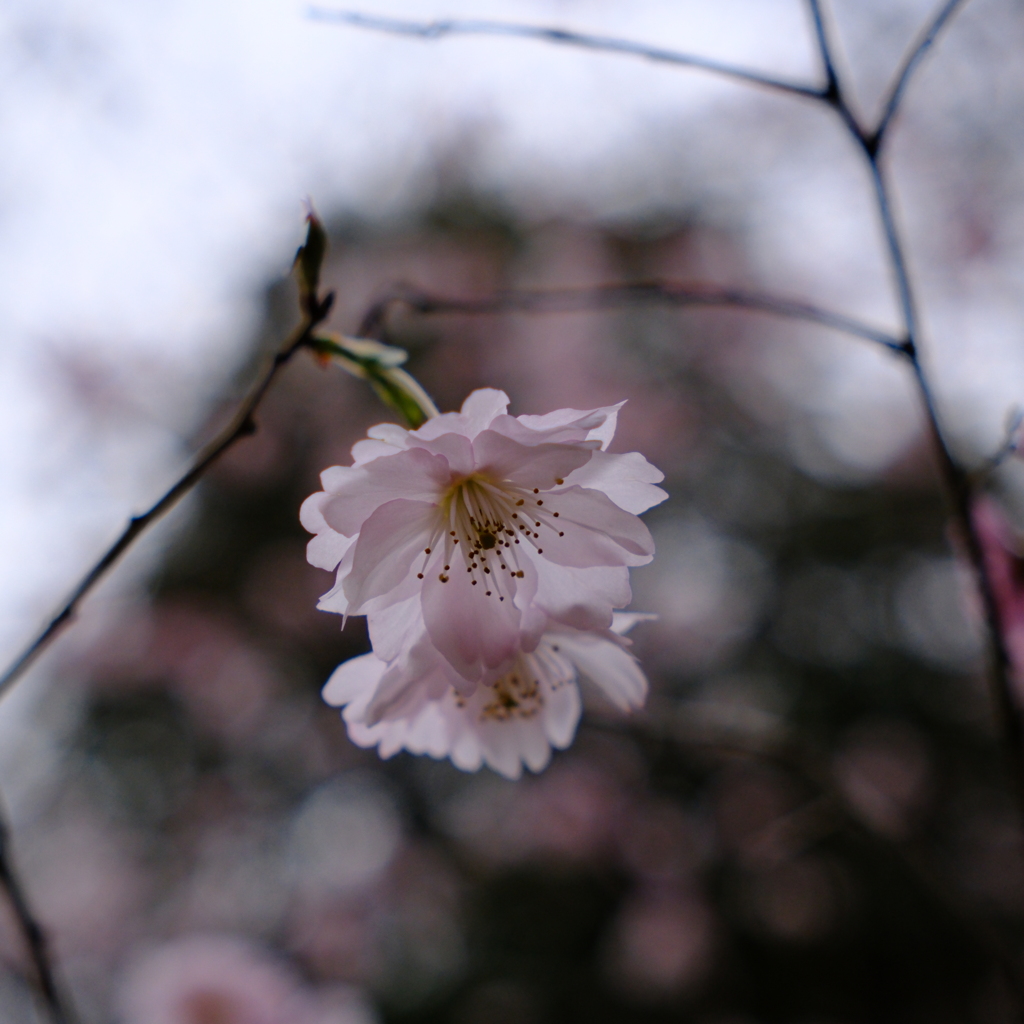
[872,0,970,149]
[993,407,1023,466]
[356,280,905,353]
[308,8,826,102]
[0,804,74,1024]
[805,0,840,96]
[0,295,335,703]
[804,0,869,143]
[836,10,1024,825]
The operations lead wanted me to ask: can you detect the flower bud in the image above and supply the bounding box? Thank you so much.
[308,333,439,428]
[293,209,328,308]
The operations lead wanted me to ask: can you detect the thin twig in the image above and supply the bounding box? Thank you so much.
[0,295,334,703]
[356,280,905,352]
[864,160,920,343]
[0,806,73,1024]
[804,0,869,141]
[977,408,1024,476]
[308,8,826,102]
[871,0,970,150]
[802,0,1024,820]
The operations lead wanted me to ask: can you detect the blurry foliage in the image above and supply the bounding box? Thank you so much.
[48,189,1022,1024]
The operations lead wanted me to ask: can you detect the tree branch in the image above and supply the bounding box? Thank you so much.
[0,808,73,1024]
[871,0,970,150]
[356,280,905,353]
[804,0,869,142]
[0,294,334,703]
[308,8,826,102]
[803,0,1024,824]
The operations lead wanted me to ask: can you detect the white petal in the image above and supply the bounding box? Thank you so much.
[502,402,623,446]
[540,486,655,568]
[562,450,668,515]
[611,612,658,636]
[351,438,401,465]
[366,422,412,447]
[460,388,511,433]
[365,639,450,725]
[586,402,625,451]
[360,723,411,758]
[322,447,449,536]
[532,559,631,632]
[410,411,470,440]
[516,718,555,773]
[479,727,525,780]
[542,680,582,748]
[421,560,522,681]
[472,430,592,488]
[320,464,359,491]
[306,530,355,573]
[301,491,356,571]
[342,499,436,610]
[367,595,423,663]
[449,725,485,772]
[554,633,648,711]
[415,431,475,477]
[404,700,455,757]
[322,653,386,708]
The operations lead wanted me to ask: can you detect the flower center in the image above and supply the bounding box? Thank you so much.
[416,473,568,600]
[479,664,543,721]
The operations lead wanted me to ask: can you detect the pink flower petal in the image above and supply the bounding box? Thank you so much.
[322,653,385,708]
[422,562,523,681]
[415,431,475,477]
[563,450,668,515]
[532,560,632,631]
[342,499,437,610]
[322,447,449,537]
[496,402,624,448]
[365,647,450,725]
[539,485,655,568]
[300,492,356,570]
[550,632,647,710]
[367,595,423,663]
[460,388,511,433]
[472,430,593,488]
[351,437,401,465]
[543,677,583,748]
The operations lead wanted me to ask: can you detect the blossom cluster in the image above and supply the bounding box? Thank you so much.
[302,388,666,777]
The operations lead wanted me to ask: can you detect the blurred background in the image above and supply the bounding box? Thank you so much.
[3,0,1024,1021]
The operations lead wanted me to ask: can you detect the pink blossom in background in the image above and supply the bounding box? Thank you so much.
[442,757,628,866]
[301,389,666,682]
[323,613,652,779]
[973,498,1024,683]
[117,934,371,1024]
[604,889,717,998]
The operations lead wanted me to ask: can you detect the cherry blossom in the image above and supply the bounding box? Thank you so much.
[322,613,653,779]
[301,389,666,681]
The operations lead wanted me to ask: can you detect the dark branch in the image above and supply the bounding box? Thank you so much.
[0,295,334,702]
[356,280,904,353]
[871,0,970,150]
[0,806,73,1023]
[804,0,869,144]
[308,8,826,102]
[805,0,840,97]
[866,161,920,343]
[818,0,1024,825]
[977,408,1024,476]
